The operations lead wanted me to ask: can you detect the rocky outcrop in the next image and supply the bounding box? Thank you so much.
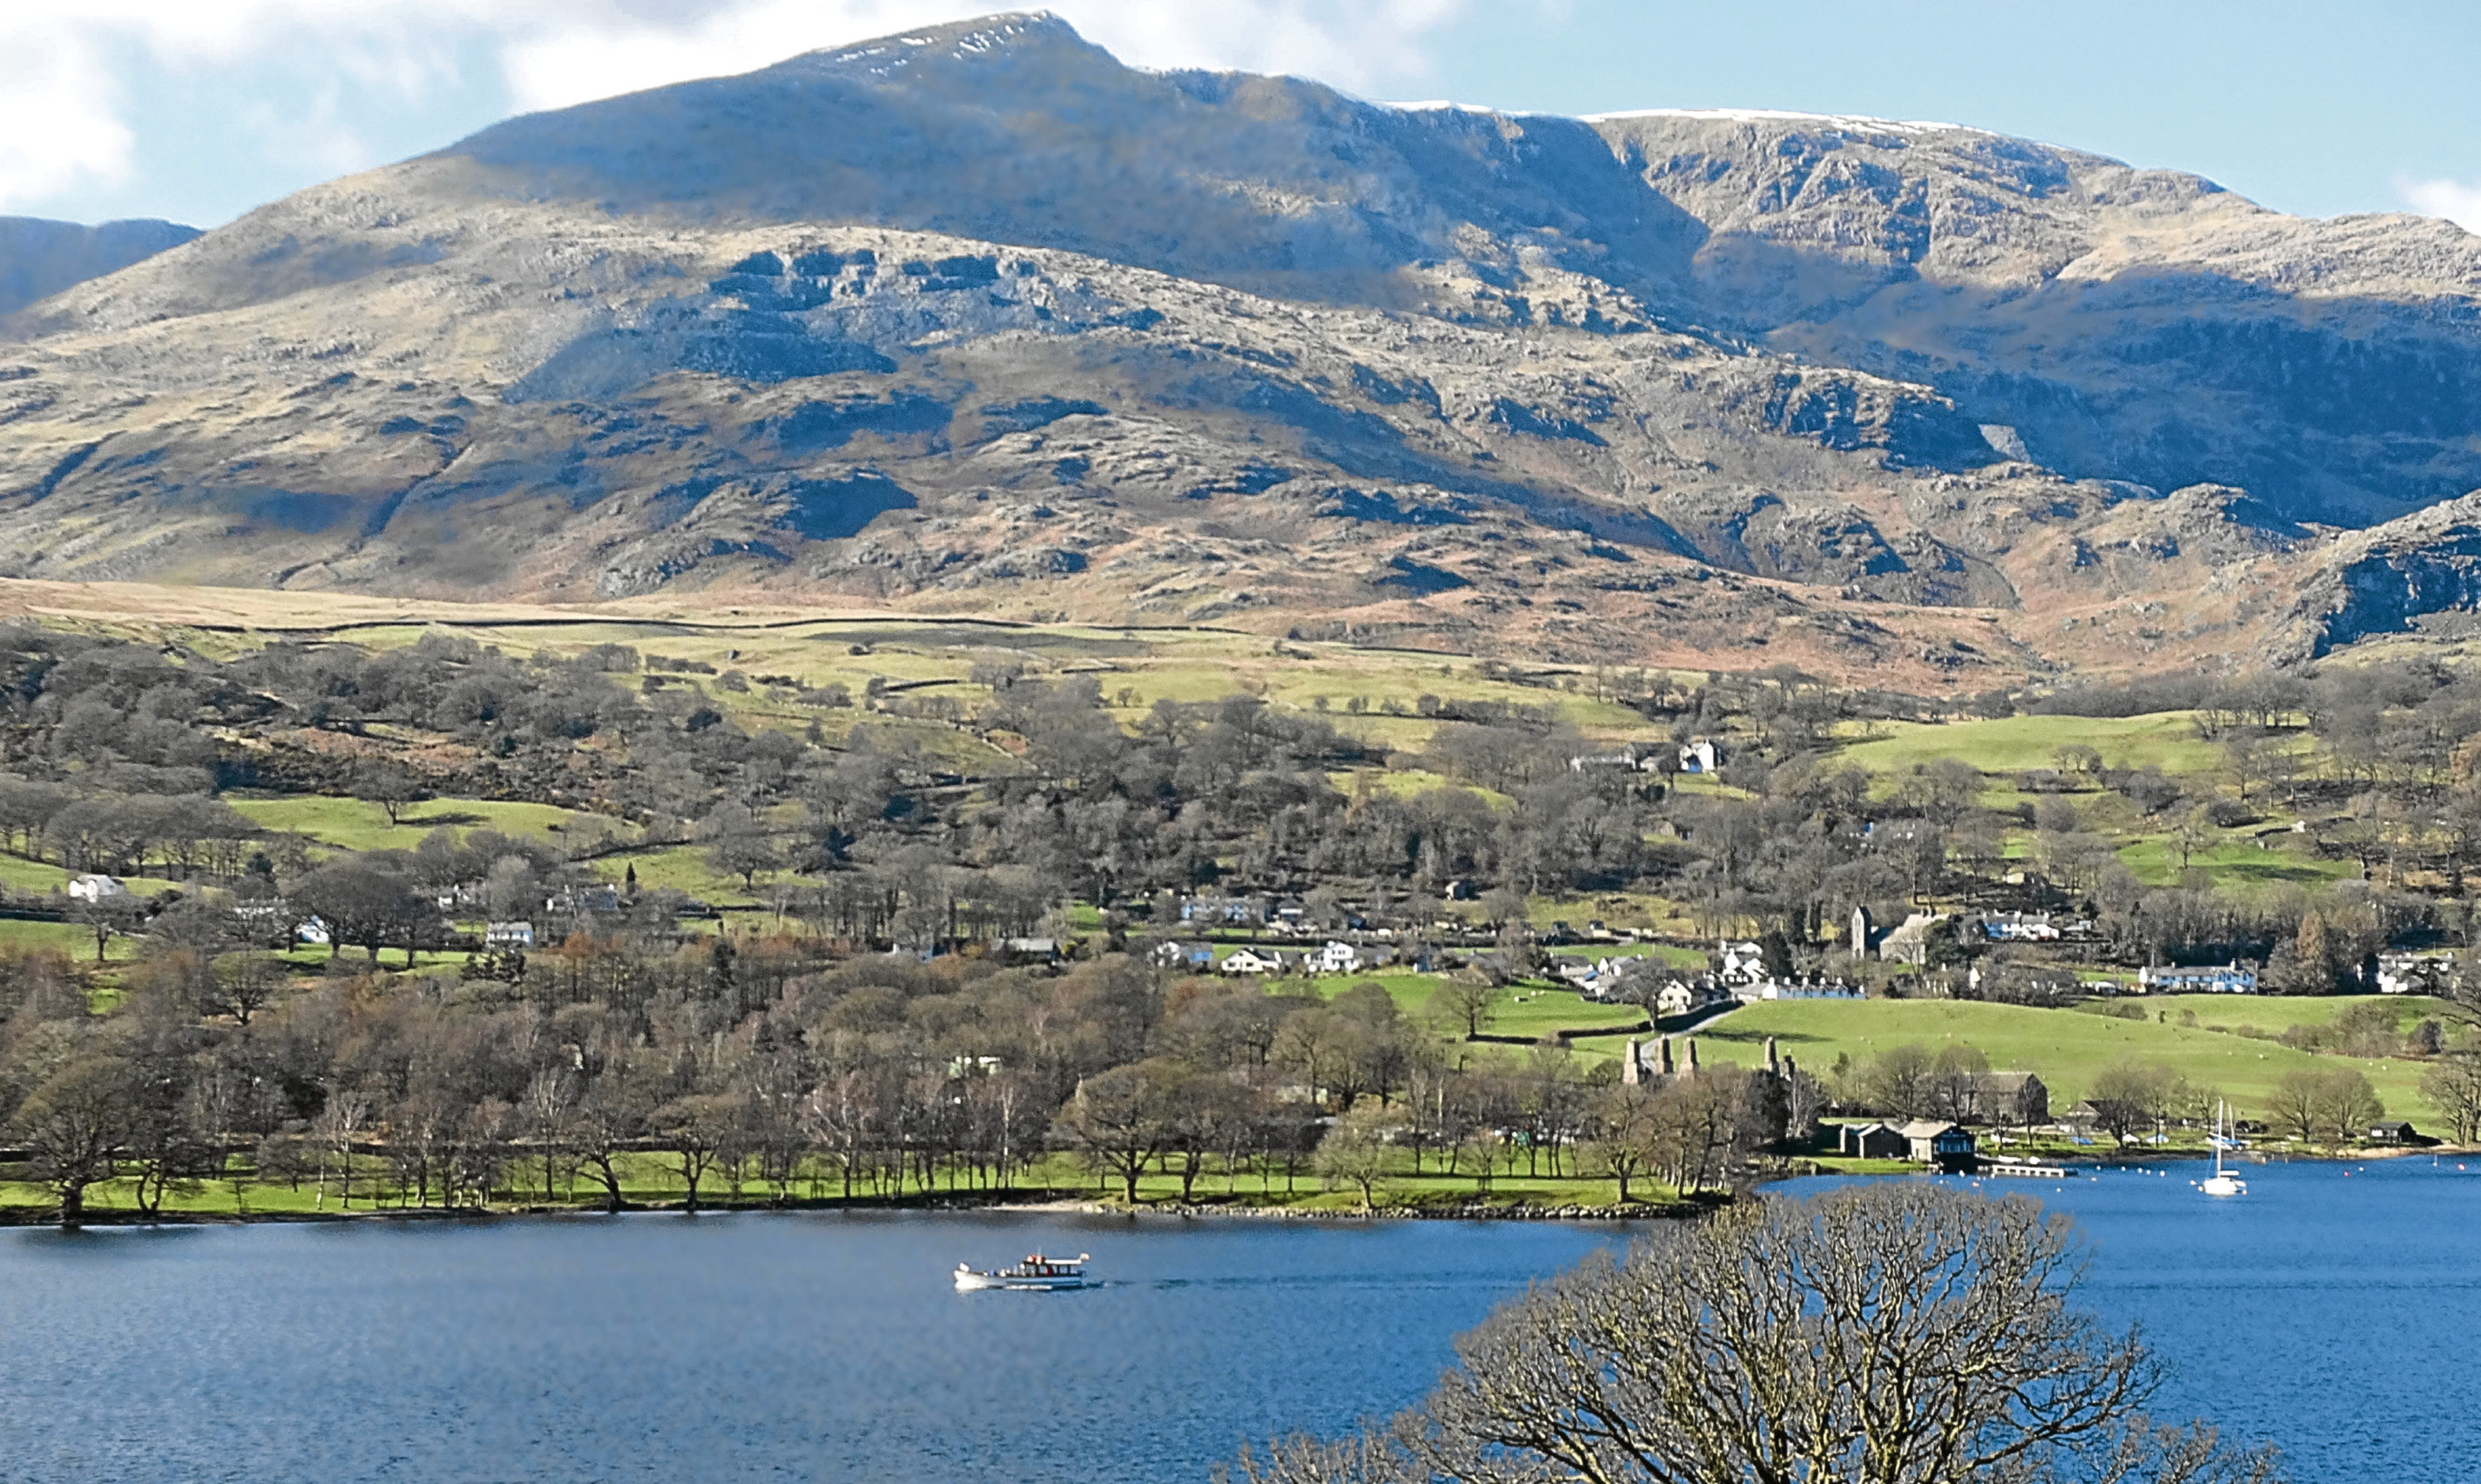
[2283,493,2481,658]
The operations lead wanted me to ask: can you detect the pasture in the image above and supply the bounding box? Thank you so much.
[1690,997,2438,1125]
[1832,712,2226,780]
[229,796,600,853]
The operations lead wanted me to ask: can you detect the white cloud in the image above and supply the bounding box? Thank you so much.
[0,1,1480,213]
[2402,177,2481,234]
[0,26,136,208]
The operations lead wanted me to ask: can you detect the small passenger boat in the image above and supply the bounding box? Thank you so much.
[954,1252,1091,1291]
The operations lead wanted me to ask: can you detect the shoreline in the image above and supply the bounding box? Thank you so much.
[9,1145,2469,1231]
[0,1191,1714,1229]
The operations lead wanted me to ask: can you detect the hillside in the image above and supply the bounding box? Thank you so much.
[2,12,2479,681]
[0,216,198,317]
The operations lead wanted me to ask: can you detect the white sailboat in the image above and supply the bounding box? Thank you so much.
[2199,1100,2246,1198]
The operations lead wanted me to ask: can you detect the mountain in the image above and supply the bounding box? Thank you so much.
[0,216,199,316]
[2,12,2477,684]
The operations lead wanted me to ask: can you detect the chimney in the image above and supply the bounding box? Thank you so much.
[1685,1038,1700,1072]
[1764,1036,1780,1076]
[1656,1036,1675,1076]
[1623,1038,1642,1086]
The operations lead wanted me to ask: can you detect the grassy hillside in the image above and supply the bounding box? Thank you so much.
[1690,997,2441,1125]
[230,796,600,852]
[1832,713,2225,777]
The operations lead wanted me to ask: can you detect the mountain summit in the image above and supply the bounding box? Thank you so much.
[2,13,2478,681]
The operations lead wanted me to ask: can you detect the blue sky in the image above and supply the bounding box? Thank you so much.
[5,0,2476,232]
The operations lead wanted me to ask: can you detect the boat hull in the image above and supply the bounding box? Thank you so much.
[2200,1175,2245,1197]
[954,1271,1087,1291]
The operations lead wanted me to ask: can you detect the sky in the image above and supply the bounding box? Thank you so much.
[3,0,2477,234]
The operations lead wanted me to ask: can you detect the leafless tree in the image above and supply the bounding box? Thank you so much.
[1233,1184,2283,1484]
[310,1086,371,1210]
[10,1052,138,1227]
[2421,1053,2481,1143]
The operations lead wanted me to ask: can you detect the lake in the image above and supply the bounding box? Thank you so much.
[0,1158,2474,1482]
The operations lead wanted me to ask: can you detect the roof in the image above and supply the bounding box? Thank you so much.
[1894,1120,1967,1139]
[1977,1071,2044,1091]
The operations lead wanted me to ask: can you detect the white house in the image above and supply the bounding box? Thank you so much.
[1567,747,1646,773]
[484,920,535,950]
[1656,977,1730,1018]
[1219,947,1287,976]
[1880,912,1948,966]
[1548,954,1601,988]
[66,874,127,901]
[2376,954,2442,995]
[1980,912,2061,942]
[1719,939,1766,984]
[1308,940,1365,975]
[1150,940,1217,971]
[1678,738,1722,774]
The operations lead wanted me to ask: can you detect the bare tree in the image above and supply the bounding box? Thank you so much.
[2421,1052,2481,1143]
[1434,976,1498,1041]
[2266,1069,2323,1144]
[1312,1099,1401,1213]
[11,1052,137,1227]
[68,893,146,965]
[1580,1082,1662,1203]
[1054,1060,1178,1204]
[311,1086,371,1210]
[1236,1184,2282,1484]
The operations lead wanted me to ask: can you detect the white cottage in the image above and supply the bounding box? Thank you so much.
[66,874,127,901]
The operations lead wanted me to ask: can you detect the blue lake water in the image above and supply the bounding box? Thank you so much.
[0,1157,2473,1482]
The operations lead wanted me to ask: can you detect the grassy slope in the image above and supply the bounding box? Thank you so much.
[229,796,595,852]
[0,918,143,962]
[1690,997,2440,1124]
[1833,713,2225,777]
[0,852,181,896]
[1301,973,1649,1043]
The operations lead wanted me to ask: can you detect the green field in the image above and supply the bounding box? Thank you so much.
[1690,997,2439,1125]
[230,796,600,853]
[1834,713,2227,780]
[1298,971,1649,1044]
[0,852,182,898]
[590,841,746,902]
[2114,833,2350,890]
[0,917,144,963]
